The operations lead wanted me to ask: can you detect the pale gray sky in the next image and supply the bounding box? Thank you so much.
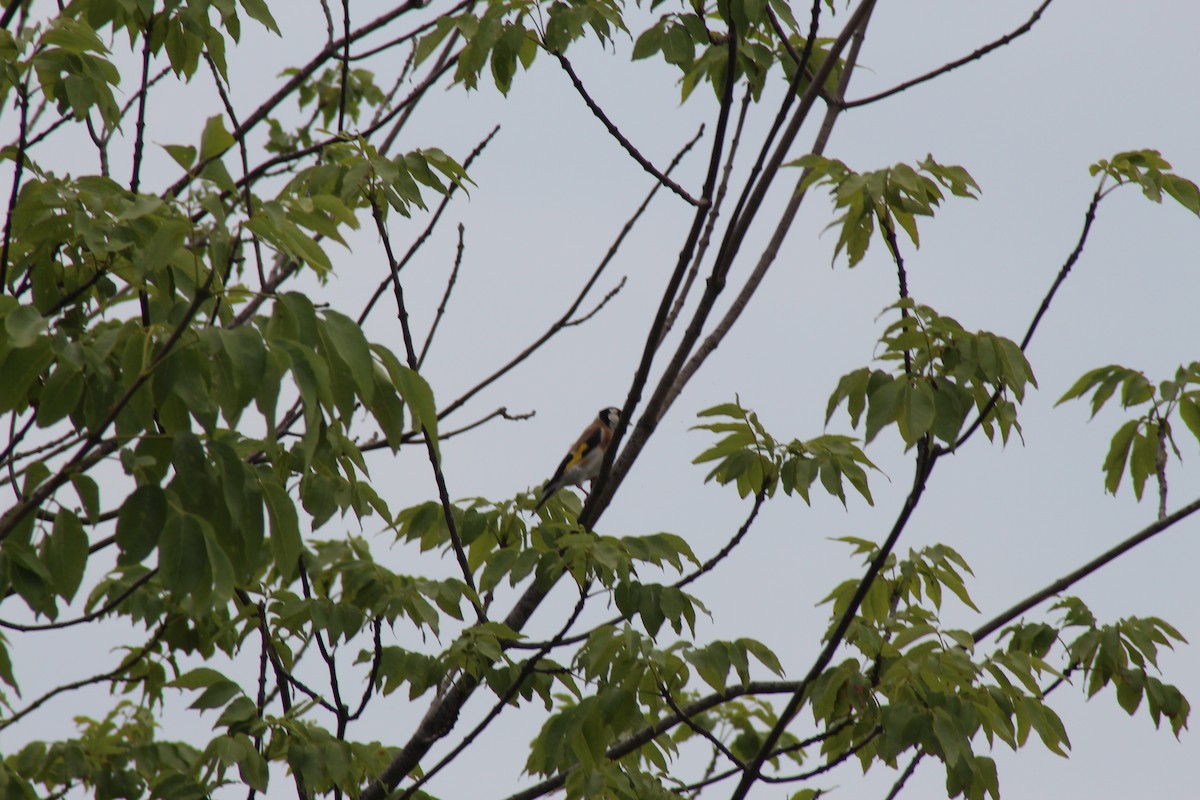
[3,1,1199,798]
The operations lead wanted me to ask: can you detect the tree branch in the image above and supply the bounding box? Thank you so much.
[0,569,157,632]
[552,51,703,207]
[843,0,1056,109]
[971,493,1200,644]
[370,198,485,620]
[418,222,467,369]
[0,623,167,731]
[950,180,1104,451]
[435,124,706,422]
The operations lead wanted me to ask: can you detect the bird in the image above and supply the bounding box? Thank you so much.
[533,406,620,511]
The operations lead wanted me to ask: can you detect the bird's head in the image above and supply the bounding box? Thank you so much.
[598,406,621,428]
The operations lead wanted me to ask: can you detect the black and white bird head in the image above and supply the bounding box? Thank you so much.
[598,406,621,428]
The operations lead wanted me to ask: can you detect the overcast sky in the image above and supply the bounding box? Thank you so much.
[4,1,1200,799]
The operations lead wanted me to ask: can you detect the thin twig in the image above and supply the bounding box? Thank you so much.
[337,0,351,132]
[434,124,705,422]
[299,559,350,739]
[663,86,753,339]
[883,752,924,800]
[207,53,268,290]
[844,0,1056,109]
[658,679,746,772]
[0,75,30,292]
[362,406,535,453]
[359,126,499,325]
[349,617,384,720]
[563,276,627,328]
[950,181,1104,451]
[971,493,1200,644]
[0,624,167,731]
[417,223,466,369]
[0,569,157,632]
[370,198,485,621]
[553,50,703,207]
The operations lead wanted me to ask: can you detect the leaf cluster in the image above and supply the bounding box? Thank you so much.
[1058,362,1200,498]
[827,300,1036,448]
[693,399,876,505]
[795,155,979,267]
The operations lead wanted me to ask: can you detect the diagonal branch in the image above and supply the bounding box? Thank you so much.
[949,180,1105,451]
[418,222,467,369]
[971,493,1200,644]
[435,124,705,421]
[358,125,500,325]
[553,51,703,207]
[0,624,167,731]
[843,0,1056,109]
[370,198,485,621]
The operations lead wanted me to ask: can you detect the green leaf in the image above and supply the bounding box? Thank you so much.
[68,473,101,523]
[1102,419,1139,494]
[36,363,85,427]
[163,143,197,170]
[1129,427,1158,500]
[262,479,302,580]
[320,310,375,405]
[0,337,53,413]
[239,0,282,35]
[203,522,236,605]
[45,509,88,601]
[1178,397,1200,447]
[200,115,235,161]
[5,305,46,348]
[388,357,438,453]
[631,24,664,60]
[865,376,902,443]
[898,381,935,445]
[159,513,208,595]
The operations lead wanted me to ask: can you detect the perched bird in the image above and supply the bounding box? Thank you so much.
[533,406,620,510]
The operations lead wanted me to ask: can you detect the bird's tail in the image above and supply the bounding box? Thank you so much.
[532,481,555,511]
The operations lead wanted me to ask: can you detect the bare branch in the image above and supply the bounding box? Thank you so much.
[0,569,157,632]
[418,222,467,368]
[657,678,746,772]
[370,198,485,621]
[359,125,500,325]
[883,752,924,800]
[553,51,704,207]
[971,493,1200,644]
[663,87,752,339]
[337,0,351,133]
[563,276,626,328]
[950,180,1104,451]
[844,0,1056,109]
[0,624,167,732]
[435,124,706,422]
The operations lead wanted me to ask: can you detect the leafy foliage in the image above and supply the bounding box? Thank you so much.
[826,300,1036,448]
[795,155,980,267]
[1058,363,1200,498]
[1090,150,1200,216]
[693,399,876,505]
